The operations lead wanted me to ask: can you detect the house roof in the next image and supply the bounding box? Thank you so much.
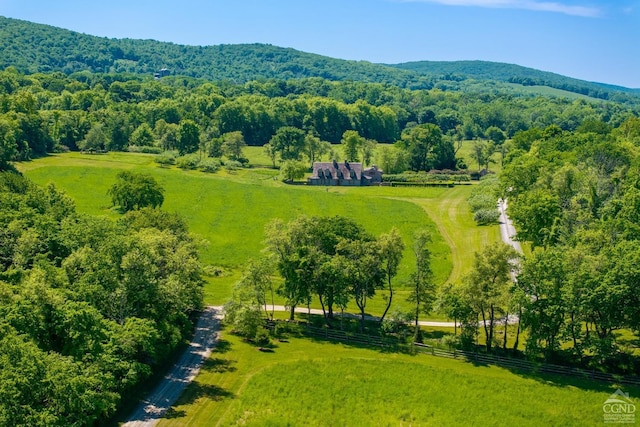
[311,161,362,181]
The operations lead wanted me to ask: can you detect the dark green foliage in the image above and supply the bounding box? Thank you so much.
[108,171,165,213]
[2,16,639,105]
[498,117,640,371]
[398,124,456,172]
[392,59,640,103]
[269,126,306,161]
[0,172,204,424]
[473,209,500,225]
[177,120,200,155]
[0,17,433,89]
[383,171,471,183]
[468,175,500,225]
[263,215,389,330]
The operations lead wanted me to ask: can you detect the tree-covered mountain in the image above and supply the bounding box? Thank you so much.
[0,16,433,89]
[1,15,639,105]
[388,60,640,101]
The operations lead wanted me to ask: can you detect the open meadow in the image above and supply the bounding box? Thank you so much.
[156,329,633,427]
[19,147,497,316]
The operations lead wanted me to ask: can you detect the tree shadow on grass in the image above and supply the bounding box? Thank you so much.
[454,351,640,394]
[201,356,237,374]
[507,367,637,395]
[166,382,235,419]
[214,338,232,354]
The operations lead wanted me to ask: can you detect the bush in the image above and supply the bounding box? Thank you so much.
[176,154,200,170]
[254,328,271,346]
[383,171,470,183]
[154,151,176,167]
[225,160,242,171]
[473,209,500,225]
[467,193,496,212]
[127,145,162,154]
[273,321,303,338]
[441,334,460,349]
[199,157,221,173]
[223,301,263,340]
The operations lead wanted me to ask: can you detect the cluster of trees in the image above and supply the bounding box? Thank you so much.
[440,117,640,372]
[225,215,435,338]
[1,67,636,174]
[0,172,204,425]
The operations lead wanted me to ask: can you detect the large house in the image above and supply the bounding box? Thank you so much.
[307,161,383,186]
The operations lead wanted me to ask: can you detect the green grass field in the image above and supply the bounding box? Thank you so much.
[157,329,633,427]
[19,151,497,317]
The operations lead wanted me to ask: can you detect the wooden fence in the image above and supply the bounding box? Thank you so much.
[267,320,640,387]
[413,343,640,387]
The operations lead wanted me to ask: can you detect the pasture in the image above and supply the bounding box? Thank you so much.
[20,149,496,316]
[157,329,631,427]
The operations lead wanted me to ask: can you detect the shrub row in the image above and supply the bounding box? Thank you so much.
[154,151,244,173]
[383,170,471,183]
[468,175,500,225]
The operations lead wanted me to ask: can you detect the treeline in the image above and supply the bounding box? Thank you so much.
[440,118,640,373]
[392,60,640,104]
[1,68,637,172]
[0,173,204,425]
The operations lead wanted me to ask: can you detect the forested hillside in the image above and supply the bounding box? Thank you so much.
[0,174,204,425]
[0,16,432,89]
[390,60,640,103]
[1,68,637,170]
[1,16,639,105]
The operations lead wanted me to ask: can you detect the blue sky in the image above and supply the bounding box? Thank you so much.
[1,0,639,88]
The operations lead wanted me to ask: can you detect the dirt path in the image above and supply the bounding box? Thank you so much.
[122,306,222,427]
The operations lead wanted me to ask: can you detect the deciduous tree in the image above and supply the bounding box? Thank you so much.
[107,171,165,213]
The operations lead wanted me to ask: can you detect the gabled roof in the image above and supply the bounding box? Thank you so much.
[311,161,362,181]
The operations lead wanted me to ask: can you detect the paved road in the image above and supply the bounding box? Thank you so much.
[122,306,222,427]
[260,304,459,328]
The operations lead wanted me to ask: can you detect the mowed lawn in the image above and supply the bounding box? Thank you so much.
[18,151,504,315]
[157,330,630,427]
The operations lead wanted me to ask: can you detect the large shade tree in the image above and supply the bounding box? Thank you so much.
[107,171,165,213]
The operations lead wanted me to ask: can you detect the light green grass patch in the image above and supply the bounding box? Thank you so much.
[159,331,632,427]
[20,153,461,313]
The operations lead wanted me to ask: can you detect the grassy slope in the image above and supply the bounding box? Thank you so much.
[21,151,495,316]
[158,331,631,427]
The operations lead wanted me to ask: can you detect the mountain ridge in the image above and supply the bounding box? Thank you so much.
[1,15,638,102]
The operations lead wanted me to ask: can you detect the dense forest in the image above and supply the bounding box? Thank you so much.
[0,173,204,425]
[492,116,640,371]
[391,60,640,103]
[1,67,638,172]
[1,16,639,105]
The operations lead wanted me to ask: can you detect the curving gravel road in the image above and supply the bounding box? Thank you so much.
[122,306,222,427]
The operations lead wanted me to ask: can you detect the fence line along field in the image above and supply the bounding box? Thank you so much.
[157,330,633,427]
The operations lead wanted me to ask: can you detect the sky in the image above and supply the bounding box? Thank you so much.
[1,0,639,88]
